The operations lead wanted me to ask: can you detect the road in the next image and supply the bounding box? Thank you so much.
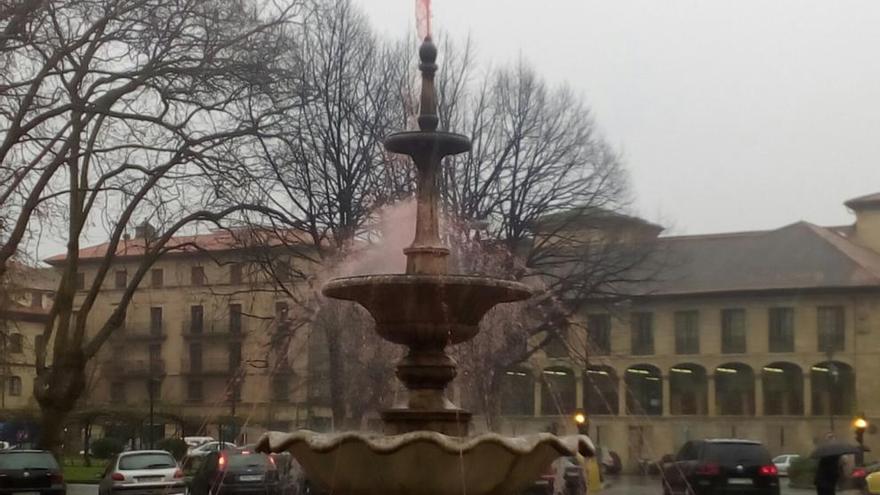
[69,478,859,495]
[601,475,857,495]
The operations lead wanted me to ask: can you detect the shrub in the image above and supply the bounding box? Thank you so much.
[789,456,817,488]
[91,437,124,459]
[157,438,188,460]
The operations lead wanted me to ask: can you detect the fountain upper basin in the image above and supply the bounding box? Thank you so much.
[322,274,531,346]
[257,430,594,495]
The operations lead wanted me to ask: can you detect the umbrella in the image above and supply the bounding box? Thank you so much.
[810,441,861,459]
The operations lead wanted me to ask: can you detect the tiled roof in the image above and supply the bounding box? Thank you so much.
[45,228,314,264]
[845,192,880,210]
[637,221,880,296]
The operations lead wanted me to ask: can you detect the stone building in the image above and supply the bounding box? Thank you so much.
[497,193,880,470]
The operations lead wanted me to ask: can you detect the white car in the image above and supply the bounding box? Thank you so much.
[186,441,237,457]
[98,450,186,495]
[772,454,800,476]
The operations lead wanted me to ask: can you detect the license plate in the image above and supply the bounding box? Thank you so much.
[728,478,753,485]
[239,475,263,482]
[137,477,163,482]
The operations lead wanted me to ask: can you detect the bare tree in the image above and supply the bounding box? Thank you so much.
[0,0,301,449]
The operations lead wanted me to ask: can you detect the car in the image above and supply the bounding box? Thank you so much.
[188,449,280,495]
[187,442,238,457]
[771,454,799,477]
[661,439,780,495]
[97,450,186,495]
[0,449,65,495]
[184,437,215,450]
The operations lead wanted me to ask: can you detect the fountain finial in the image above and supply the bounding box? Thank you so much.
[417,37,439,132]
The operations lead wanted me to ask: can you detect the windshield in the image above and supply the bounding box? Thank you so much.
[119,453,176,470]
[0,453,59,470]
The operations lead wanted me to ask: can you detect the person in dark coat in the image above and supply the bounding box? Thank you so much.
[814,455,841,495]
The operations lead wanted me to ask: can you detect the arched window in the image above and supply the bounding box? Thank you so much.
[500,368,535,416]
[762,362,803,415]
[669,364,708,415]
[715,363,755,415]
[626,365,662,416]
[811,361,855,416]
[7,376,22,396]
[583,366,618,415]
[8,333,23,353]
[541,367,576,415]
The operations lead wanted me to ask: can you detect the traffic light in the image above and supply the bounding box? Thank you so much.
[574,411,588,435]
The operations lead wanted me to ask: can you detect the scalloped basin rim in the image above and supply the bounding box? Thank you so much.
[323,273,533,299]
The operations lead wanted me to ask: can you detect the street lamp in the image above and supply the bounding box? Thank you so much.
[573,411,588,435]
[854,414,869,466]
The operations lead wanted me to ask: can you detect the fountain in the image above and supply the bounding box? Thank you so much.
[257,34,594,495]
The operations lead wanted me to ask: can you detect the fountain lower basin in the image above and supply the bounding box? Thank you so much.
[257,430,594,495]
[322,274,531,346]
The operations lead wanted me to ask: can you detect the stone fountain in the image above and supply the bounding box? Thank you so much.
[257,37,593,495]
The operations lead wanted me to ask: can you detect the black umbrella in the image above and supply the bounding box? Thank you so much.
[810,441,861,459]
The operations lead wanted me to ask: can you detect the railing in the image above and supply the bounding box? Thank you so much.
[112,325,166,341]
[102,359,165,378]
[181,321,246,340]
[181,357,235,376]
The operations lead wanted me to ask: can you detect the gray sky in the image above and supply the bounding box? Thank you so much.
[353,0,880,235]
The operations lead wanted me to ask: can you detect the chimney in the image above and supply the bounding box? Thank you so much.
[134,222,157,240]
[845,193,880,253]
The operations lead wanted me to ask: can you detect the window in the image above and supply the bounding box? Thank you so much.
[272,376,290,402]
[187,380,203,402]
[8,333,23,353]
[190,305,204,334]
[769,308,794,352]
[587,314,611,356]
[274,260,291,282]
[817,306,845,352]
[544,333,568,358]
[147,380,161,399]
[114,270,127,289]
[31,291,43,308]
[148,343,162,366]
[7,376,22,397]
[228,344,241,371]
[675,311,700,354]
[151,269,164,288]
[110,382,126,403]
[150,307,163,335]
[630,312,654,355]
[76,272,85,290]
[721,309,746,354]
[189,343,203,372]
[275,301,289,322]
[191,266,206,286]
[230,263,242,285]
[229,304,242,334]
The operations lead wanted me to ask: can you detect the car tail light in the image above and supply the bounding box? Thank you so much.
[853,468,867,478]
[174,468,184,479]
[759,465,778,476]
[695,462,721,476]
[218,454,227,471]
[50,473,64,484]
[111,472,125,481]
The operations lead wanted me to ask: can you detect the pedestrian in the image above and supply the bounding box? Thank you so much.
[814,455,841,495]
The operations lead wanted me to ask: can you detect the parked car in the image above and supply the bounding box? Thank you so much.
[662,439,780,495]
[0,442,11,451]
[97,450,186,495]
[0,449,65,495]
[771,454,800,477]
[188,450,279,495]
[185,437,215,449]
[188,442,238,457]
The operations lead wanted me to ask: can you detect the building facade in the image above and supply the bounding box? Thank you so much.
[496,193,880,470]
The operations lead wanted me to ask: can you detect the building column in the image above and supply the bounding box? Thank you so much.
[707,375,717,416]
[619,376,628,416]
[575,373,584,410]
[803,373,812,416]
[662,375,671,417]
[755,374,764,416]
[534,377,542,417]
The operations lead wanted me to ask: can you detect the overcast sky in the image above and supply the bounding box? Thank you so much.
[353,0,880,235]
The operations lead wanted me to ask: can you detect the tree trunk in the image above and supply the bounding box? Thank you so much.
[34,352,87,454]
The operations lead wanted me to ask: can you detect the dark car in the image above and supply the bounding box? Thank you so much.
[188,450,279,495]
[0,450,65,495]
[662,439,780,495]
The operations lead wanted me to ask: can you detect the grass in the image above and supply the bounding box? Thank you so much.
[62,458,108,484]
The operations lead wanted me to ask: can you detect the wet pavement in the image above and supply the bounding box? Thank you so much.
[601,475,856,495]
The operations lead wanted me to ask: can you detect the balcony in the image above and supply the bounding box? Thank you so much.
[181,321,246,341]
[103,359,165,379]
[112,325,166,342]
[181,357,235,376]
